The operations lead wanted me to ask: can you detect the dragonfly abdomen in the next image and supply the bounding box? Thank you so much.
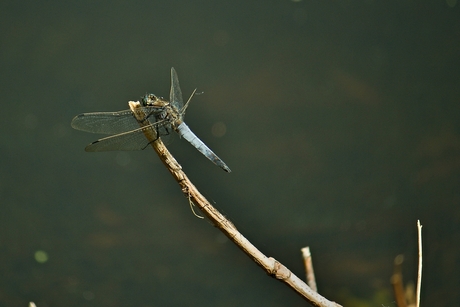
[176,122,231,173]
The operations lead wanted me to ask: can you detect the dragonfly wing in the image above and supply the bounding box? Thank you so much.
[176,122,231,172]
[71,107,160,135]
[85,121,174,152]
[85,125,156,152]
[170,67,184,111]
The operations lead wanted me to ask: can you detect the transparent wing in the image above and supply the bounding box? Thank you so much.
[71,106,160,135]
[84,123,173,152]
[169,67,184,111]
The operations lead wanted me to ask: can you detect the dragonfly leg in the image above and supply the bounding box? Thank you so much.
[137,109,161,126]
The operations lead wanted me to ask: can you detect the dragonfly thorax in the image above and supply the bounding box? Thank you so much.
[141,93,168,107]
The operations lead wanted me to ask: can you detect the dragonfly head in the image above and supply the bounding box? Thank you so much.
[141,93,165,107]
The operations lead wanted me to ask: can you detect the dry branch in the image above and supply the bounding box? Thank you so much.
[301,246,318,292]
[416,220,422,307]
[129,101,341,307]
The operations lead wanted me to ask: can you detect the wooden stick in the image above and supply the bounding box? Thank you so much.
[129,101,342,307]
[416,220,422,307]
[301,246,317,292]
[391,254,407,307]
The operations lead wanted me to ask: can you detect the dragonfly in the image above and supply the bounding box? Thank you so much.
[71,67,231,172]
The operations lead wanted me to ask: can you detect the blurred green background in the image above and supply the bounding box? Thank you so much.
[1,1,459,306]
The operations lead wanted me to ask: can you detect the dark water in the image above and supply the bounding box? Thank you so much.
[1,1,459,306]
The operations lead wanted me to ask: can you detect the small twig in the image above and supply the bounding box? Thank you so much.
[301,246,317,292]
[187,191,204,219]
[391,254,407,307]
[129,101,341,307]
[416,220,422,307]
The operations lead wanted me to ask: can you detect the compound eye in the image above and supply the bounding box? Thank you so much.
[142,93,158,106]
